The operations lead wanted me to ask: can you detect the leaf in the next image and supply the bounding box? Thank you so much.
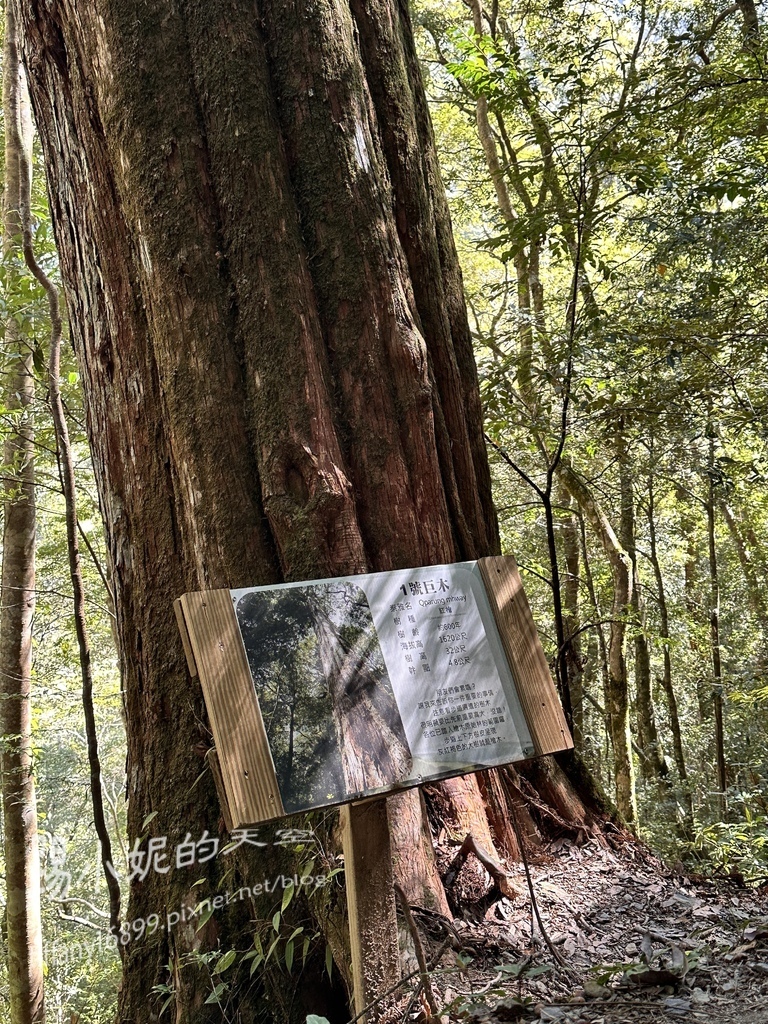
[214,950,236,974]
[141,811,159,830]
[744,919,768,942]
[628,967,681,987]
[583,979,610,999]
[281,882,295,913]
[196,906,214,932]
[663,996,691,1017]
[525,964,552,978]
[325,943,333,978]
[272,910,281,933]
[285,938,294,973]
[306,1017,331,1024]
[204,983,226,1005]
[496,962,525,978]
[265,937,280,964]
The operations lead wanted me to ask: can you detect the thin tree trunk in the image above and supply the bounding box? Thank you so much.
[580,626,603,772]
[0,11,44,1021]
[677,486,709,722]
[560,486,584,747]
[579,513,610,751]
[18,138,123,946]
[618,432,667,785]
[466,0,534,405]
[706,435,727,815]
[558,458,636,823]
[646,474,688,792]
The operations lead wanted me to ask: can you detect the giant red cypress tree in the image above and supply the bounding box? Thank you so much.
[16,0,597,1018]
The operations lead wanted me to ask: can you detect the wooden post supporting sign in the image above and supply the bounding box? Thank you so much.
[340,799,400,1021]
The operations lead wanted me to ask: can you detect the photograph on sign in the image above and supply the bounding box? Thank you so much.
[235,581,412,812]
[231,562,536,814]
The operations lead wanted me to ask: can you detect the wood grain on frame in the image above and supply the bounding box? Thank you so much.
[340,798,400,1019]
[478,555,573,756]
[173,597,198,677]
[177,589,284,826]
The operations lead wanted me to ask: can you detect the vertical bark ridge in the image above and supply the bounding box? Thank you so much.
[252,1,506,878]
[348,0,495,559]
[180,0,367,581]
[260,0,456,569]
[395,0,499,550]
[71,0,280,588]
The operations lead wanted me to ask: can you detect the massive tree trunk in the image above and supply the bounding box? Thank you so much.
[17,0,500,1018]
[0,12,45,1023]
[17,0,595,1018]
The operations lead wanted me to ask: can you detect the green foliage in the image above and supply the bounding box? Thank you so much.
[685,811,768,880]
[0,70,125,1024]
[418,0,768,855]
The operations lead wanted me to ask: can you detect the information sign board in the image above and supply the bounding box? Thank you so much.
[175,555,572,828]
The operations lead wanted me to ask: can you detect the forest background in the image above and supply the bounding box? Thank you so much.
[1,0,767,1020]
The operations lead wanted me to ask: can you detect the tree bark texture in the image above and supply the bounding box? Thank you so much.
[17,0,504,1018]
[0,10,45,1022]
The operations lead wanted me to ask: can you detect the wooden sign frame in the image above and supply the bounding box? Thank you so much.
[174,555,571,830]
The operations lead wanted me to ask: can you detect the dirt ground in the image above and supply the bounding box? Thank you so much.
[397,832,768,1023]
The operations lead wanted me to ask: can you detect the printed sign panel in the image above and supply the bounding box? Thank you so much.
[230,561,536,815]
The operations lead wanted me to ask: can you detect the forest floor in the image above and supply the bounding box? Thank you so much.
[400,831,768,1024]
